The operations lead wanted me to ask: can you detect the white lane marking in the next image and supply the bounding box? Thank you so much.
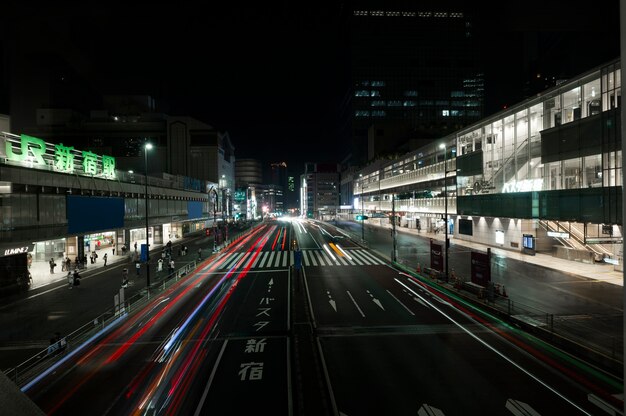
[346,290,365,317]
[366,289,385,311]
[394,277,592,416]
[309,251,319,266]
[194,339,229,416]
[385,290,415,315]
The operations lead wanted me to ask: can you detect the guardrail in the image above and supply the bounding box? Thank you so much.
[332,220,623,372]
[3,263,195,387]
[395,260,623,372]
[4,222,264,388]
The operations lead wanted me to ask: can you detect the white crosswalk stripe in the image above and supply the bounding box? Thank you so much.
[350,250,373,265]
[302,249,384,267]
[217,249,385,270]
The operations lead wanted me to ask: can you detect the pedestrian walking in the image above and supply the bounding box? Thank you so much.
[112,247,115,256]
[67,271,74,289]
[197,248,202,261]
[65,257,71,272]
[157,258,163,272]
[103,253,108,266]
[169,259,175,275]
[135,261,141,276]
[121,268,129,288]
[49,258,56,274]
[73,269,81,286]
[90,252,95,264]
[134,241,137,252]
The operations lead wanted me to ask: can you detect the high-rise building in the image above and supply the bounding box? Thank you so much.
[349,2,484,164]
[301,163,340,220]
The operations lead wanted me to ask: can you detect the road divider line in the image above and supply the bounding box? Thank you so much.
[385,290,415,315]
[346,290,365,317]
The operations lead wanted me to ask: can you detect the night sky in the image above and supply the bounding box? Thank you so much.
[1,2,621,167]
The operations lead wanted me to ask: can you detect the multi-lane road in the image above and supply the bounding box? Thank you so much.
[18,219,623,415]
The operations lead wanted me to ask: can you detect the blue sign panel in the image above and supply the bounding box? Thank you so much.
[67,195,124,234]
[188,201,203,219]
[294,249,302,270]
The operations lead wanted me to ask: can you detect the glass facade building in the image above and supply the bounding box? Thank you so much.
[351,59,622,266]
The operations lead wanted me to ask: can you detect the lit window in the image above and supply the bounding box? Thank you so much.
[355,90,370,97]
[372,110,386,117]
[371,81,385,87]
[442,110,450,116]
[370,90,380,97]
[403,101,416,106]
[371,100,386,107]
[388,100,402,106]
[355,110,370,117]
[404,90,418,97]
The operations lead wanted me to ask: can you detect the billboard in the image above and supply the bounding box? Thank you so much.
[430,240,443,272]
[470,251,491,287]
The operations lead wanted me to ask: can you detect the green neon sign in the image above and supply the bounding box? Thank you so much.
[5,134,46,165]
[5,134,116,180]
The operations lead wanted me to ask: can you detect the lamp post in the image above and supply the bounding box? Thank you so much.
[359,174,364,242]
[439,143,449,282]
[209,186,218,252]
[144,142,153,292]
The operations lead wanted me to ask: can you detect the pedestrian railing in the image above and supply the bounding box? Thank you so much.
[3,257,207,387]
[3,224,262,388]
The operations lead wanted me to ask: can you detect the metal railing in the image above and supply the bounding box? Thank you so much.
[3,262,197,387]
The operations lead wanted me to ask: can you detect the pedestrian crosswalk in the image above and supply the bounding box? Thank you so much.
[302,249,384,267]
[216,249,385,270]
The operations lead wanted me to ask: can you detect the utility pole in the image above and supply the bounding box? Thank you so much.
[391,192,397,262]
[440,143,449,282]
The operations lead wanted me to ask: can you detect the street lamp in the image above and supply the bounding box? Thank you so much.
[209,186,218,252]
[439,143,449,282]
[144,142,153,292]
[359,174,364,241]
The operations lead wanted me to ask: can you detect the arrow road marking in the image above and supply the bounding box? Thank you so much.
[401,288,430,308]
[505,399,541,415]
[346,290,365,317]
[366,290,385,311]
[418,404,446,416]
[327,290,337,312]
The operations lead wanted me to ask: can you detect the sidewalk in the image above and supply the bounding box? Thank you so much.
[369,219,624,287]
[27,237,187,291]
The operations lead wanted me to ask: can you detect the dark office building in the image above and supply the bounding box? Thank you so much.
[349,2,484,164]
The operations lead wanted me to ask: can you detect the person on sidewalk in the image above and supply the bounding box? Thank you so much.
[49,258,56,274]
[157,258,163,273]
[121,268,129,288]
[103,253,108,267]
[67,271,74,289]
[73,269,81,287]
[135,261,141,277]
[197,248,202,261]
